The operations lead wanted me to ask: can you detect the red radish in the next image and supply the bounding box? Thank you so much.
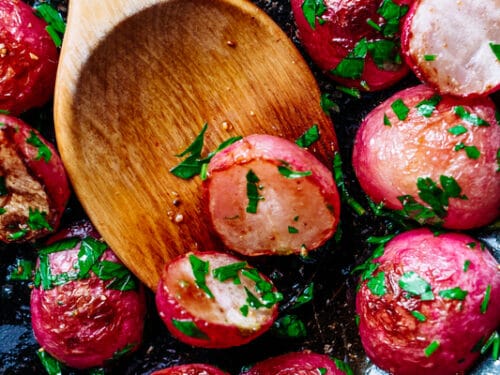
[0,0,59,114]
[0,114,70,242]
[156,251,280,348]
[240,351,352,374]
[151,363,229,375]
[203,134,340,256]
[291,0,414,91]
[356,228,500,375]
[30,220,146,369]
[352,84,499,229]
[401,0,500,97]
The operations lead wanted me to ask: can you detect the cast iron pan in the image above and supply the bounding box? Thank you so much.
[0,1,498,374]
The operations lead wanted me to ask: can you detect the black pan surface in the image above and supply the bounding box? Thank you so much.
[1,1,498,374]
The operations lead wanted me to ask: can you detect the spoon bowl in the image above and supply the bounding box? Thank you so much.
[54,0,337,290]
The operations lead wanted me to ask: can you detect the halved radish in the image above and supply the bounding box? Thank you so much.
[291,0,413,91]
[151,363,229,375]
[155,251,280,348]
[401,0,500,97]
[352,84,500,229]
[203,134,340,256]
[356,228,500,374]
[240,351,353,375]
[0,114,70,242]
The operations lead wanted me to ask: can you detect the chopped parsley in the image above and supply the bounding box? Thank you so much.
[171,319,209,340]
[92,260,138,291]
[497,148,500,172]
[377,0,409,37]
[333,152,366,215]
[454,106,490,127]
[490,42,500,61]
[291,282,314,309]
[331,38,368,79]
[416,94,441,117]
[8,258,34,281]
[246,169,264,213]
[480,331,499,359]
[27,208,53,231]
[424,54,436,61]
[320,93,340,116]
[424,340,440,357]
[188,254,213,298]
[336,85,361,98]
[317,368,327,375]
[366,18,382,31]
[296,124,320,148]
[367,271,386,296]
[454,143,480,159]
[480,285,491,314]
[37,348,62,375]
[399,271,434,300]
[463,260,471,272]
[411,310,427,322]
[333,358,354,375]
[272,314,307,338]
[383,113,391,126]
[288,225,299,233]
[438,287,468,301]
[301,0,327,29]
[26,131,52,162]
[212,261,247,283]
[391,98,410,120]
[447,125,468,136]
[35,4,66,48]
[278,165,312,178]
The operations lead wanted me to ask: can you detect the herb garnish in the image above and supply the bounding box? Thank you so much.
[246,169,264,213]
[480,285,491,314]
[171,319,209,340]
[26,131,52,162]
[272,314,307,338]
[383,113,391,126]
[454,106,490,127]
[333,358,354,375]
[35,4,66,48]
[301,0,327,29]
[212,261,247,283]
[320,93,340,116]
[317,368,327,375]
[37,348,62,375]
[92,261,138,291]
[391,98,410,120]
[291,282,314,309]
[447,125,468,136]
[336,85,361,98]
[490,42,500,61]
[438,287,468,301]
[8,258,34,281]
[463,260,471,272]
[416,95,441,117]
[377,0,409,37]
[399,271,434,300]
[454,143,480,159]
[480,331,499,359]
[424,340,440,357]
[188,254,214,298]
[278,165,312,179]
[331,38,368,79]
[333,152,366,215]
[367,271,386,296]
[411,310,427,322]
[496,148,500,172]
[296,124,320,148]
[424,54,436,61]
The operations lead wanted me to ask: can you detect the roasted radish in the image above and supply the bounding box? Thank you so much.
[401,0,500,97]
[352,84,499,229]
[203,134,340,256]
[0,0,59,114]
[30,221,146,369]
[0,114,70,242]
[356,228,500,375]
[240,351,353,375]
[151,363,229,375]
[291,0,413,91]
[156,251,281,348]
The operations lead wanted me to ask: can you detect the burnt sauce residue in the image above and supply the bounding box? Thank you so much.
[1,1,498,374]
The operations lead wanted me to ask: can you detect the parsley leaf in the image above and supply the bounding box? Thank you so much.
[26,131,52,162]
[37,348,63,375]
[399,271,434,300]
[424,340,440,357]
[212,261,247,283]
[454,143,480,159]
[454,106,490,127]
[416,94,441,117]
[246,169,264,213]
[35,4,66,48]
[188,254,213,298]
[171,319,209,340]
[272,314,307,338]
[490,42,500,61]
[438,287,468,300]
[367,271,386,296]
[480,285,491,314]
[320,93,340,116]
[447,125,468,136]
[391,98,410,120]
[296,124,320,148]
[331,38,368,79]
[301,0,327,30]
[278,165,312,178]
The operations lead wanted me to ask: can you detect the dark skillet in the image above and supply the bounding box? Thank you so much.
[0,0,498,374]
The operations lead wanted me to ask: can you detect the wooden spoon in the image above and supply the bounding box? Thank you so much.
[54,0,338,290]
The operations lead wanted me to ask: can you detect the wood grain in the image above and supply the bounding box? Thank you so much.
[54,0,338,290]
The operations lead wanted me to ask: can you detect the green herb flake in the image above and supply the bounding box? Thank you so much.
[317,367,327,375]
[331,38,368,79]
[278,165,312,179]
[27,208,53,231]
[399,271,434,300]
[333,152,366,215]
[416,94,441,117]
[37,348,62,375]
[301,0,327,30]
[8,229,28,241]
[8,258,34,281]
[171,319,209,340]
[367,39,400,68]
[480,285,491,314]
[366,18,381,31]
[0,109,9,114]
[246,169,264,213]
[320,93,340,116]
[296,124,320,148]
[77,237,108,278]
[496,148,500,172]
[424,54,436,61]
[454,106,490,127]
[447,125,468,136]
[26,131,52,162]
[0,207,6,215]
[411,310,427,322]
[272,314,307,338]
[188,254,213,298]
[336,85,361,99]
[367,271,386,296]
[333,358,354,375]
[424,340,440,357]
[240,304,249,316]
[490,42,500,61]
[480,331,499,359]
[383,113,391,126]
[438,287,468,301]
[391,98,410,120]
[463,260,471,272]
[288,225,299,234]
[35,4,66,48]
[292,282,314,309]
[212,261,247,283]
[454,143,481,159]
[113,343,136,360]
[38,237,80,255]
[92,260,138,291]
